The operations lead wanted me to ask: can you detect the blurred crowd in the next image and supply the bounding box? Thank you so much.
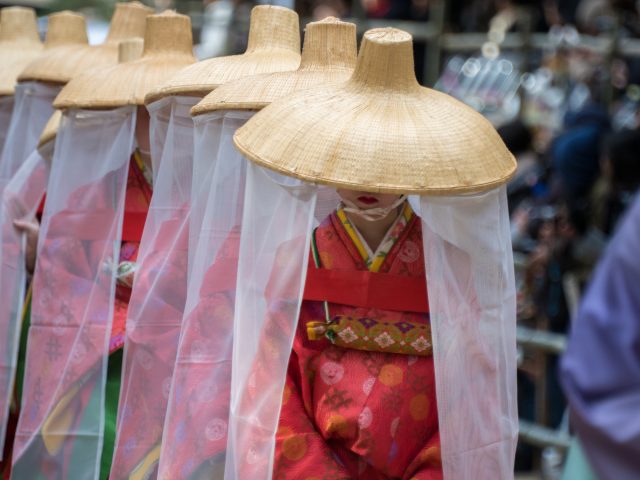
[443,1,640,478]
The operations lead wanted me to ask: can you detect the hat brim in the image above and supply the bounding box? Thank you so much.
[54,54,196,109]
[234,84,517,195]
[18,43,120,85]
[145,49,300,104]
[192,67,353,115]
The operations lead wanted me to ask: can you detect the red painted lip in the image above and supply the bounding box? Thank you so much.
[358,196,378,205]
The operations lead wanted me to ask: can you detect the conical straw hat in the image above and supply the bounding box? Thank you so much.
[55,11,196,110]
[234,28,516,195]
[145,5,301,104]
[39,38,145,149]
[192,17,356,115]
[16,10,87,84]
[0,7,43,96]
[18,2,152,85]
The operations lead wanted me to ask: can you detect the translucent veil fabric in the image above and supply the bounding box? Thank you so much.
[0,142,52,458]
[226,163,517,480]
[109,96,198,479]
[418,189,518,479]
[225,162,318,479]
[0,82,59,192]
[0,95,15,155]
[158,110,254,479]
[12,107,137,479]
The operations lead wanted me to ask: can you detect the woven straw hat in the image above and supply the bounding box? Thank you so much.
[145,5,301,104]
[16,10,87,84]
[234,28,516,195]
[192,17,356,115]
[19,2,151,85]
[0,7,43,96]
[54,11,196,109]
[39,38,145,148]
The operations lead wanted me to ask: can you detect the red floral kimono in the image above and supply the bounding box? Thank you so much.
[274,203,443,480]
[112,155,154,349]
[10,153,151,479]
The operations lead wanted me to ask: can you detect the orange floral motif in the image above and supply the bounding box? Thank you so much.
[410,394,430,421]
[282,434,308,461]
[378,364,404,387]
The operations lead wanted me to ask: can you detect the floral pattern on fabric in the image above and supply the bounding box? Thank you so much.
[12,154,152,478]
[273,206,442,480]
[306,315,433,357]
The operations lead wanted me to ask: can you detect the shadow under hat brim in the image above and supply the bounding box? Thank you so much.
[234,84,517,195]
[54,54,196,109]
[18,43,119,85]
[192,67,353,115]
[145,49,301,104]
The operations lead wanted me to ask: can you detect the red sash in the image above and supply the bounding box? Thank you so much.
[303,267,429,313]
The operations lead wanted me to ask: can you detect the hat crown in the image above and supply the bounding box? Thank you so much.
[45,11,88,48]
[246,5,300,54]
[0,6,41,45]
[300,17,356,71]
[143,11,193,58]
[118,37,144,63]
[106,2,153,44]
[348,28,420,92]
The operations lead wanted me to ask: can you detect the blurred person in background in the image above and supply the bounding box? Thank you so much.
[590,127,640,235]
[560,193,640,479]
[550,102,610,202]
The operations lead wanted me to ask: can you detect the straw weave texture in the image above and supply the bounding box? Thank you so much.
[54,11,196,109]
[234,28,516,195]
[39,38,145,147]
[0,7,43,95]
[18,3,151,85]
[192,17,356,114]
[104,2,151,44]
[145,5,301,103]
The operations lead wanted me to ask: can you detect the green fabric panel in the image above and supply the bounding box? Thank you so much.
[67,370,103,479]
[100,348,123,480]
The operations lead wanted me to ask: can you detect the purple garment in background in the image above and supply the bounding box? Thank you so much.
[560,194,640,479]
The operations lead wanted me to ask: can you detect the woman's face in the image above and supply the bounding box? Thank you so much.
[336,189,402,210]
